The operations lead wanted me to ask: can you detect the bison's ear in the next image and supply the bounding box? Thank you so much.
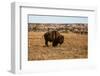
[60,35,64,38]
[62,35,64,37]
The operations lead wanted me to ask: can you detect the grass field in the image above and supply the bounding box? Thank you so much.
[28,32,88,60]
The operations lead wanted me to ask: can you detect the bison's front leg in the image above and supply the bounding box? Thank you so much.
[45,40,49,47]
[52,40,58,47]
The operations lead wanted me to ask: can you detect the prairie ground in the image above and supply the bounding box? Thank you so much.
[28,32,88,60]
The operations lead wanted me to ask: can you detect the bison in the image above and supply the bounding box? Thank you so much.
[44,30,64,47]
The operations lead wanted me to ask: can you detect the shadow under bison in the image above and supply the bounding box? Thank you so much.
[44,31,64,47]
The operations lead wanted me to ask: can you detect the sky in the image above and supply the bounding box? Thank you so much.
[28,15,88,24]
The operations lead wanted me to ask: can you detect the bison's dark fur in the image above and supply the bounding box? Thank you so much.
[44,31,64,47]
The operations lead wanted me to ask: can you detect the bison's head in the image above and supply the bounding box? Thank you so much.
[53,35,64,47]
[58,35,64,45]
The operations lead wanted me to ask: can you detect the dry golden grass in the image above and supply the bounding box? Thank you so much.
[28,32,88,60]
